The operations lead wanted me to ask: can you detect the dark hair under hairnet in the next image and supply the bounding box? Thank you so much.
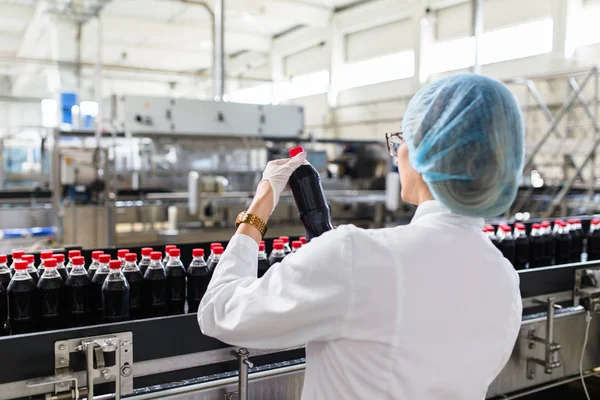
[402,74,525,217]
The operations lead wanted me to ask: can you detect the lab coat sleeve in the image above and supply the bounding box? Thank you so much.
[198,226,354,349]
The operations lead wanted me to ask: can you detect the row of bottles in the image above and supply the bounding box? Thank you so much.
[484,218,596,269]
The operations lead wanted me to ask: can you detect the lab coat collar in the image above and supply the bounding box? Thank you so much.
[411,200,485,231]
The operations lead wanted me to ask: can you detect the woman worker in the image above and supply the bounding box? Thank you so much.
[198,74,524,399]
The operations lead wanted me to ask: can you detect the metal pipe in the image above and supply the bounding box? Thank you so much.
[213,0,225,101]
[493,372,600,400]
[94,14,102,148]
[471,0,483,74]
[76,21,82,114]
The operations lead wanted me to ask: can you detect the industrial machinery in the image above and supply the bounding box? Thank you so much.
[0,237,599,400]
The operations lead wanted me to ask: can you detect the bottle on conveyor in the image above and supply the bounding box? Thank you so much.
[117,249,129,267]
[163,245,176,265]
[53,254,69,282]
[90,254,111,321]
[165,248,186,315]
[38,258,67,331]
[288,146,333,241]
[291,240,302,253]
[8,260,39,334]
[483,225,500,249]
[269,242,286,266]
[496,225,516,267]
[0,255,10,292]
[23,255,39,286]
[206,243,221,265]
[207,246,223,278]
[65,256,91,326]
[299,237,307,245]
[123,253,143,319]
[553,220,572,265]
[187,249,210,313]
[588,218,600,261]
[37,250,54,277]
[66,250,81,275]
[257,243,269,278]
[102,260,130,323]
[88,251,103,279]
[9,250,25,277]
[278,237,292,255]
[142,252,168,318]
[568,219,584,263]
[541,221,554,265]
[513,223,529,270]
[138,247,153,276]
[529,223,545,268]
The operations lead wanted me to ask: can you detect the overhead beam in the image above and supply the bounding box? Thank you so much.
[333,0,414,34]
[273,26,330,57]
[227,0,332,27]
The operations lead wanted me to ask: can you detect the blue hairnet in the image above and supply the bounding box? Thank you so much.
[402,74,524,217]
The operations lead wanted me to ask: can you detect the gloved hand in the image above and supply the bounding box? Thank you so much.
[260,152,307,213]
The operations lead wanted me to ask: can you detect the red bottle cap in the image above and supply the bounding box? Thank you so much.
[150,251,162,260]
[54,254,65,263]
[567,219,577,224]
[45,258,57,268]
[92,250,103,260]
[210,243,221,250]
[273,239,283,244]
[515,223,526,229]
[99,254,111,263]
[165,245,177,252]
[14,260,28,270]
[12,250,25,259]
[483,225,494,232]
[500,225,512,232]
[40,250,54,259]
[0,255,6,263]
[575,218,582,223]
[214,247,224,255]
[141,247,153,256]
[299,237,307,244]
[274,243,284,250]
[109,260,122,270]
[558,221,567,227]
[72,256,85,266]
[289,146,304,158]
[532,223,542,229]
[125,253,137,262]
[592,218,600,224]
[117,249,129,258]
[68,250,81,258]
[292,240,302,249]
[168,248,180,257]
[192,248,204,258]
[259,243,265,251]
[279,236,290,243]
[23,255,34,263]
[541,221,551,227]
[260,241,265,245]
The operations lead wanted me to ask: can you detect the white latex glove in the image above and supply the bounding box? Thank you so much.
[260,152,307,213]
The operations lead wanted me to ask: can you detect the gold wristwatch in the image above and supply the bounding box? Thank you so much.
[236,211,268,237]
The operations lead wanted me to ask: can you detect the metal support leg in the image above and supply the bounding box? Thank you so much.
[232,348,253,400]
[527,297,563,378]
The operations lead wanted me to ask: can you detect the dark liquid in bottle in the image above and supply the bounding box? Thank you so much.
[102,280,130,322]
[543,232,555,266]
[570,228,583,263]
[268,254,285,267]
[139,259,151,276]
[554,231,572,265]
[497,237,516,266]
[258,258,270,278]
[0,271,10,292]
[38,275,66,331]
[28,270,39,286]
[288,162,333,241]
[514,235,529,270]
[0,285,6,335]
[589,229,600,261]
[187,263,210,313]
[166,262,186,315]
[88,265,98,280]
[90,270,109,321]
[65,273,91,326]
[529,235,545,268]
[142,268,168,318]
[57,267,69,282]
[123,270,143,319]
[8,279,38,334]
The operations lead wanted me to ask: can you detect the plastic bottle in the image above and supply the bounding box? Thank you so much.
[568,219,583,263]
[291,240,302,253]
[541,221,554,265]
[8,260,39,334]
[207,246,223,278]
[483,225,500,249]
[287,146,333,241]
[90,254,111,321]
[165,248,186,315]
[529,223,545,268]
[588,219,600,261]
[163,245,177,265]
[278,236,292,255]
[187,249,210,313]
[123,253,143,319]
[65,256,91,326]
[496,225,516,266]
[513,223,529,270]
[553,220,572,265]
[269,242,286,266]
[0,254,10,292]
[206,243,221,265]
[0,263,5,335]
[142,252,168,318]
[138,247,153,276]
[66,250,81,274]
[299,237,307,245]
[37,250,54,277]
[257,244,269,278]
[88,251,103,279]
[117,249,129,267]
[9,250,25,277]
[102,260,130,322]
[53,254,69,282]
[23,255,39,286]
[37,258,67,331]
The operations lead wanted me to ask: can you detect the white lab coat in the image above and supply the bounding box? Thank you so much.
[198,200,522,400]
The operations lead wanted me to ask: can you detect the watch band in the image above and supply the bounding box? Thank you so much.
[236,211,268,237]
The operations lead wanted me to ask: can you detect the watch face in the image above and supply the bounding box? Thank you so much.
[236,211,247,225]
